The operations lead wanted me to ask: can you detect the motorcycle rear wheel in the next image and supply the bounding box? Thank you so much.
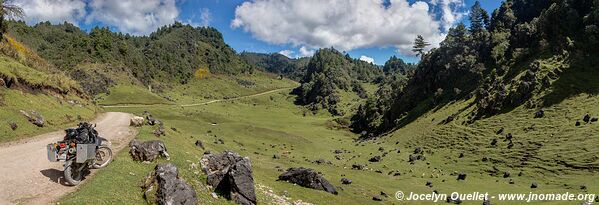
[92,146,113,169]
[64,161,82,186]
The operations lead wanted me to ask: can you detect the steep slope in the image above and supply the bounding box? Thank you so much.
[352,0,599,136]
[293,48,382,115]
[0,35,97,142]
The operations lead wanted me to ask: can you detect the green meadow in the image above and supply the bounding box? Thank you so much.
[61,77,599,204]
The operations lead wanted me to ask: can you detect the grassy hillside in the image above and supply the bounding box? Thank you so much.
[0,36,97,143]
[61,81,598,204]
[95,72,297,106]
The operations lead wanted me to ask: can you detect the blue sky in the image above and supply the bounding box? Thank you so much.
[14,0,502,65]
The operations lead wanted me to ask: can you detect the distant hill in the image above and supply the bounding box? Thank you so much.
[293,48,382,115]
[7,21,252,94]
[240,52,309,81]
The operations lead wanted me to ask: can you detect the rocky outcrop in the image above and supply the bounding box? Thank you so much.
[142,163,197,205]
[129,139,170,162]
[130,116,145,127]
[200,151,257,205]
[19,110,44,127]
[278,167,338,195]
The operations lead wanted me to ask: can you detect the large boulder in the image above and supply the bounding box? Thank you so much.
[278,167,338,195]
[130,116,145,127]
[19,110,44,127]
[129,139,170,162]
[142,163,197,205]
[200,151,256,205]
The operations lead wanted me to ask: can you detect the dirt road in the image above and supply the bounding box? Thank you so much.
[0,112,137,205]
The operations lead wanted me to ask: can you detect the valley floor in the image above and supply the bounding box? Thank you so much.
[58,87,598,204]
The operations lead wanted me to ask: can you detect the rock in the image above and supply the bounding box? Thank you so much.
[534,110,544,118]
[153,128,165,137]
[201,151,257,205]
[369,156,381,162]
[458,153,464,158]
[426,181,433,187]
[146,115,159,126]
[531,182,538,189]
[278,167,338,195]
[576,120,581,126]
[378,147,384,152]
[142,163,197,205]
[443,115,455,124]
[351,164,364,170]
[273,154,280,159]
[483,199,491,205]
[0,78,4,87]
[129,139,170,162]
[380,191,388,198]
[509,179,515,184]
[591,117,598,122]
[490,138,498,146]
[583,114,591,123]
[457,173,467,181]
[341,178,352,185]
[414,147,423,154]
[580,185,587,190]
[130,116,145,127]
[19,110,44,127]
[195,140,204,150]
[409,154,418,163]
[446,195,462,204]
[372,195,383,201]
[315,159,327,164]
[333,150,343,154]
[505,133,513,141]
[503,171,510,178]
[496,128,504,134]
[507,141,514,149]
[9,122,17,131]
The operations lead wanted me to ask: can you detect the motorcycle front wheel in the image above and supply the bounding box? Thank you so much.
[64,161,82,186]
[92,146,113,169]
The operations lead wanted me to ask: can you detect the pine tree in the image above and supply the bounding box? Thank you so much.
[412,35,430,58]
[469,1,489,33]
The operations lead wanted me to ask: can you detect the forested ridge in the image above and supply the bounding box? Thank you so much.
[352,0,599,137]
[7,21,253,94]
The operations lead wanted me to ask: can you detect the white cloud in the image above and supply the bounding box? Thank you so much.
[12,0,86,24]
[199,8,212,26]
[359,55,375,64]
[436,0,467,32]
[232,0,466,55]
[298,46,315,57]
[86,0,179,35]
[278,50,295,58]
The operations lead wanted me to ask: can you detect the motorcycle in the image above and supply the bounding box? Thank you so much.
[47,122,113,186]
